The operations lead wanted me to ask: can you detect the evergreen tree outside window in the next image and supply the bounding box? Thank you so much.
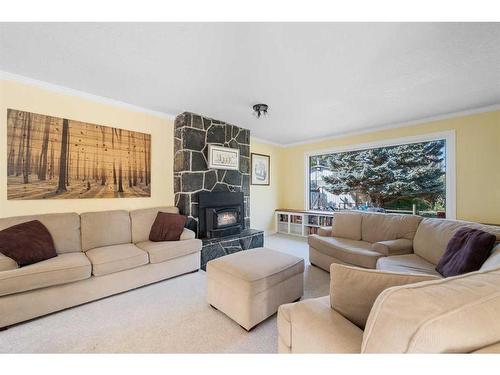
[309,140,447,218]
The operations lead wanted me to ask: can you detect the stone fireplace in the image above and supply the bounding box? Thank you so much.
[174,112,263,270]
[174,112,250,236]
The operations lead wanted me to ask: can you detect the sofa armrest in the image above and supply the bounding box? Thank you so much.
[317,226,332,237]
[371,238,413,256]
[330,263,439,328]
[277,296,363,353]
[179,228,196,241]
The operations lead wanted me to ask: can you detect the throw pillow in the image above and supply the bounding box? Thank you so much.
[436,227,497,277]
[149,212,187,242]
[0,220,57,267]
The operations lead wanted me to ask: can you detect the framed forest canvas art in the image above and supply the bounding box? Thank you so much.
[6,109,151,200]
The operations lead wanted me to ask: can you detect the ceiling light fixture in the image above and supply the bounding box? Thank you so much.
[252,104,269,118]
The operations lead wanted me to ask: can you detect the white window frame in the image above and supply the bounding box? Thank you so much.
[304,130,456,219]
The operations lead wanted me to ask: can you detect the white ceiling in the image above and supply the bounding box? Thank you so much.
[1,23,499,145]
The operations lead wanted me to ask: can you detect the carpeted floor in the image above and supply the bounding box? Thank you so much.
[0,234,329,353]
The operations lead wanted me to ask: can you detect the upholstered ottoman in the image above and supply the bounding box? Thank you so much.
[206,247,304,330]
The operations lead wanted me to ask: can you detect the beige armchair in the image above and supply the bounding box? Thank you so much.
[277,263,500,353]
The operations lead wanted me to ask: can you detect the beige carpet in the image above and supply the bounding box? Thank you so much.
[0,234,329,353]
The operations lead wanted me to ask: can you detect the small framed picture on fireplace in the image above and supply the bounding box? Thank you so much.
[251,153,270,185]
[208,145,240,170]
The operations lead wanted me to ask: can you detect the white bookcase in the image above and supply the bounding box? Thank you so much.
[275,210,334,237]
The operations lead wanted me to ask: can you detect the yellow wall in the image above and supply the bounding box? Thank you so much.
[0,79,174,218]
[249,138,283,232]
[1,78,498,227]
[0,78,284,231]
[280,110,500,225]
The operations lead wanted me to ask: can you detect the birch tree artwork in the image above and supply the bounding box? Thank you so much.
[6,109,151,200]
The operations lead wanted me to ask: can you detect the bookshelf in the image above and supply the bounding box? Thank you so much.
[275,209,334,237]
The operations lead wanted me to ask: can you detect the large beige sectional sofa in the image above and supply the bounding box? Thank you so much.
[309,211,500,276]
[278,263,500,353]
[279,211,500,353]
[0,206,202,329]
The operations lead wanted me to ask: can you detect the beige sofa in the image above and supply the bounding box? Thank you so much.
[0,206,202,329]
[278,263,500,353]
[309,211,500,276]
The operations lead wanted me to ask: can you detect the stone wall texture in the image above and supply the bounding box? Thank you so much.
[174,112,250,235]
[200,229,264,270]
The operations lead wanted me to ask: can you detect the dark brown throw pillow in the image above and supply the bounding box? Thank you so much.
[436,227,496,277]
[0,220,57,267]
[149,212,187,242]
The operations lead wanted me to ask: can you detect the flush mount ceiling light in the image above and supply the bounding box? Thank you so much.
[252,104,269,118]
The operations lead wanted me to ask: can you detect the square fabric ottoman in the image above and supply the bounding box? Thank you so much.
[206,247,304,330]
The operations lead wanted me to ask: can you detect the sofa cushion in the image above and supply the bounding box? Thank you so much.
[413,218,500,265]
[81,210,131,251]
[308,235,384,269]
[436,227,496,277]
[331,212,362,240]
[0,253,91,297]
[136,238,202,264]
[0,253,17,272]
[376,254,441,277]
[371,238,413,256]
[317,226,333,237]
[85,243,148,276]
[472,342,500,353]
[362,267,500,353]
[330,264,439,329]
[361,213,422,243]
[130,206,179,243]
[206,248,304,295]
[179,228,196,240]
[480,243,500,271]
[277,296,363,353]
[0,212,81,253]
[0,220,57,267]
[149,212,187,242]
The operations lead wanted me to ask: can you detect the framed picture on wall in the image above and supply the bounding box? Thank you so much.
[251,153,270,185]
[208,145,240,170]
[6,108,151,200]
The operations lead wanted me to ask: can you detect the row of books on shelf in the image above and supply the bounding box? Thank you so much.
[307,216,333,227]
[278,214,303,224]
[278,214,288,223]
[307,227,319,235]
[279,225,325,236]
